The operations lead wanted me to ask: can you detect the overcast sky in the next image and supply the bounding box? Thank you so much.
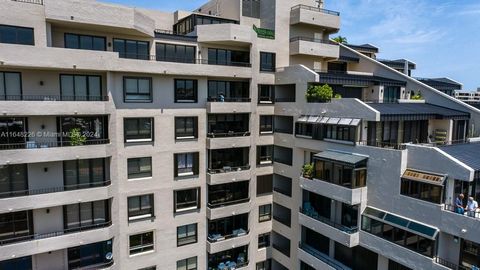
[103,0,480,91]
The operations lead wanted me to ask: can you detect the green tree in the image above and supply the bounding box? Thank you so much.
[306,84,333,102]
[332,36,348,44]
[69,128,87,146]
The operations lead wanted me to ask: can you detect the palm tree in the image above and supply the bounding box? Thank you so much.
[332,36,348,44]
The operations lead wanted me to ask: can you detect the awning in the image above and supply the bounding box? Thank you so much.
[363,207,439,240]
[401,169,446,186]
[314,150,368,167]
[297,116,361,126]
[368,103,470,121]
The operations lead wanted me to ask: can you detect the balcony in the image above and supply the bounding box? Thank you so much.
[208,245,249,270]
[298,243,350,270]
[0,180,111,211]
[207,214,249,253]
[208,181,250,208]
[300,176,366,205]
[207,148,250,184]
[207,114,250,148]
[196,24,253,45]
[290,4,340,32]
[0,44,251,78]
[44,0,155,37]
[207,199,251,220]
[290,37,339,59]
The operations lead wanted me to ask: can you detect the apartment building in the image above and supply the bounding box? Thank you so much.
[1,0,480,270]
[455,89,480,105]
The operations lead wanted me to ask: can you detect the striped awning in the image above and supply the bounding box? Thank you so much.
[402,169,446,186]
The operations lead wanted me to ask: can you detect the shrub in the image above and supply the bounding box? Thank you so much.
[69,128,87,146]
[334,93,342,99]
[411,91,423,100]
[306,84,333,102]
[302,163,314,179]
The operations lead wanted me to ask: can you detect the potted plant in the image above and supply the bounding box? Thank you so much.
[411,91,423,100]
[69,128,87,146]
[306,84,333,103]
[302,163,314,179]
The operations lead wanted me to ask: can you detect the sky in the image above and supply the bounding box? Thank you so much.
[103,0,480,91]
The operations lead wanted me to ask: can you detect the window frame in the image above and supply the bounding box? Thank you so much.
[64,33,106,51]
[0,71,22,99]
[176,256,198,270]
[259,204,272,222]
[63,158,107,189]
[113,38,150,60]
[127,194,155,221]
[124,118,154,143]
[129,231,155,256]
[258,232,271,249]
[260,52,276,72]
[260,115,274,134]
[123,77,153,103]
[59,74,103,101]
[176,223,198,247]
[175,116,198,140]
[127,157,152,180]
[63,200,110,230]
[174,152,199,177]
[174,79,198,103]
[0,24,34,45]
[174,187,201,213]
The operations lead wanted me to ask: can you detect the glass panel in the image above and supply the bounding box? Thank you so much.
[61,75,75,98]
[66,204,80,229]
[64,160,78,187]
[137,41,149,60]
[138,79,150,94]
[78,159,90,186]
[16,27,33,45]
[80,202,93,226]
[92,37,105,51]
[0,73,4,97]
[407,222,437,238]
[4,73,21,96]
[79,35,92,50]
[88,76,101,99]
[65,34,78,49]
[113,39,125,57]
[126,40,137,59]
[74,76,88,98]
[384,214,409,227]
[93,200,106,224]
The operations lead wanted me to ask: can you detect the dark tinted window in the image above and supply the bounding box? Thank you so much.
[0,25,34,45]
[68,239,113,269]
[175,117,198,139]
[113,38,149,60]
[260,52,276,72]
[156,43,195,63]
[124,118,154,142]
[123,77,152,102]
[60,74,102,101]
[127,157,152,179]
[257,174,273,196]
[175,79,197,103]
[64,33,106,51]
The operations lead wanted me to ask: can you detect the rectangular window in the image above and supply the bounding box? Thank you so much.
[273,146,293,166]
[0,24,34,45]
[177,223,198,246]
[260,115,274,134]
[207,80,250,101]
[68,239,113,269]
[259,85,275,104]
[208,48,250,66]
[175,79,198,103]
[113,38,149,60]
[208,181,249,207]
[0,164,28,198]
[177,256,197,270]
[257,174,273,196]
[0,72,22,100]
[0,117,27,146]
[273,203,291,227]
[0,211,33,242]
[128,194,154,221]
[174,188,200,213]
[257,145,273,165]
[174,152,199,177]
[64,33,106,51]
[156,43,195,63]
[258,233,271,249]
[123,77,152,102]
[259,204,272,222]
[242,0,260,18]
[260,52,276,72]
[124,118,154,143]
[63,158,106,189]
[58,116,108,145]
[64,200,110,230]
[400,178,443,204]
[129,232,154,255]
[0,256,32,270]
[127,157,152,179]
[60,74,102,101]
[175,117,198,140]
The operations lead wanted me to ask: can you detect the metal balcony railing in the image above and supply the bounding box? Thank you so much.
[300,207,359,234]
[0,221,112,246]
[357,140,407,150]
[207,165,250,174]
[299,243,350,270]
[0,95,109,101]
[444,204,480,219]
[207,197,249,209]
[207,131,250,138]
[207,97,251,102]
[290,36,336,45]
[435,257,469,270]
[119,54,252,67]
[11,0,43,5]
[291,4,340,16]
[207,229,249,243]
[0,139,110,150]
[0,180,111,199]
